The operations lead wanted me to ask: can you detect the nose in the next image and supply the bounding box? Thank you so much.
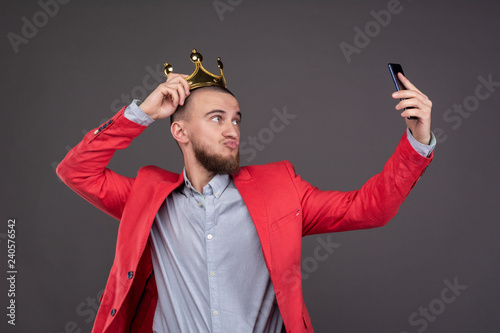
[222,121,239,140]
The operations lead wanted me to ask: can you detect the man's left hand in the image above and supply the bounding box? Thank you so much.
[392,72,432,145]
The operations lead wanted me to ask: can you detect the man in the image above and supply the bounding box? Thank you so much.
[57,50,434,333]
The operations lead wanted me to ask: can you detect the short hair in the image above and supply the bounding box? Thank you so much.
[170,86,235,125]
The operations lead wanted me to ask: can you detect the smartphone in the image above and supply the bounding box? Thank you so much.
[388,63,416,119]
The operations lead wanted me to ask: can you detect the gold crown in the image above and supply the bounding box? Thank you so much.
[164,49,227,90]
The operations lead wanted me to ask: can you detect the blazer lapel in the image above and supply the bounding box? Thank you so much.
[148,175,184,226]
[124,171,185,268]
[233,168,273,273]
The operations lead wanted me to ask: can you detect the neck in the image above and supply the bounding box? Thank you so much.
[183,154,215,194]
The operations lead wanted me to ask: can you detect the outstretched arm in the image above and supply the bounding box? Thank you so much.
[300,75,434,235]
[298,132,433,236]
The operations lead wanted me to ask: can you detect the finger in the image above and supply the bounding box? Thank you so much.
[155,83,177,103]
[397,72,422,93]
[392,89,419,99]
[392,90,431,109]
[399,75,424,96]
[157,84,179,106]
[395,93,429,110]
[176,74,190,95]
[166,72,185,81]
[401,106,431,120]
[393,90,429,105]
[398,102,431,120]
[175,82,186,106]
[396,99,419,111]
[400,108,420,119]
[173,79,191,104]
[179,77,190,96]
[168,87,180,107]
[167,75,191,96]
[161,72,189,93]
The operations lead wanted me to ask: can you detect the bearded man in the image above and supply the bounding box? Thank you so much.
[57,51,435,333]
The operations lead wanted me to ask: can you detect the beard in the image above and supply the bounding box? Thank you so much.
[191,137,240,175]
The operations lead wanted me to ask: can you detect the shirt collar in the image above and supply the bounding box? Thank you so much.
[182,168,231,199]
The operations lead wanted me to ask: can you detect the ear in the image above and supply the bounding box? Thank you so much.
[171,121,189,145]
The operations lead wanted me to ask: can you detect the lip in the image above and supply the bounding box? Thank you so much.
[223,140,239,149]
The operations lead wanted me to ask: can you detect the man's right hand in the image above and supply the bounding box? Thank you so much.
[139,73,191,120]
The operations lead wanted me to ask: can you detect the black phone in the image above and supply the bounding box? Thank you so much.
[388,63,416,119]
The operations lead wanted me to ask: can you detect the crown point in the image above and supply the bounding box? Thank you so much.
[181,49,227,90]
[164,63,173,77]
[190,49,203,63]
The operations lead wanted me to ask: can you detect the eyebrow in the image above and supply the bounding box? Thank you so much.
[205,109,242,120]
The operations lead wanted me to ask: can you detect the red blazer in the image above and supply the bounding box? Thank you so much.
[57,107,432,333]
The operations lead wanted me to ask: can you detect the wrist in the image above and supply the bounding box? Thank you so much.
[137,102,158,120]
[408,128,431,145]
[416,135,431,145]
[124,100,155,126]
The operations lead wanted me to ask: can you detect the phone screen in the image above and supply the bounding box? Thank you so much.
[388,63,406,91]
[388,63,416,119]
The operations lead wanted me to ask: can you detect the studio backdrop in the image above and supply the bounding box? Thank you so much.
[1,0,499,332]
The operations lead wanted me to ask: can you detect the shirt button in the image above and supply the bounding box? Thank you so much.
[127,271,133,279]
[94,129,99,135]
[207,234,213,240]
[198,201,203,207]
[213,310,219,316]
[209,271,215,277]
[110,309,116,316]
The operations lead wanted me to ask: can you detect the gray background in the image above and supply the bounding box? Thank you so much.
[1,0,499,332]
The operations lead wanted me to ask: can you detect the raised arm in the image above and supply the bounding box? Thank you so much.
[56,73,190,220]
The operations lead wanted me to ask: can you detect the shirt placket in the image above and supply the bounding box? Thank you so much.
[203,187,221,333]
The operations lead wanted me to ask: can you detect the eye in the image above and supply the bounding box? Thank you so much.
[232,119,240,125]
[211,116,221,123]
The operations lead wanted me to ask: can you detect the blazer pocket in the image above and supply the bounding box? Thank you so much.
[271,209,300,231]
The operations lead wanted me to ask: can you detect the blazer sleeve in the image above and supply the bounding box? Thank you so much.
[288,132,433,236]
[56,107,148,221]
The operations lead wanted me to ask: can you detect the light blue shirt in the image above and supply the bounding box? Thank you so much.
[149,171,283,333]
[123,99,435,333]
[125,101,283,332]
